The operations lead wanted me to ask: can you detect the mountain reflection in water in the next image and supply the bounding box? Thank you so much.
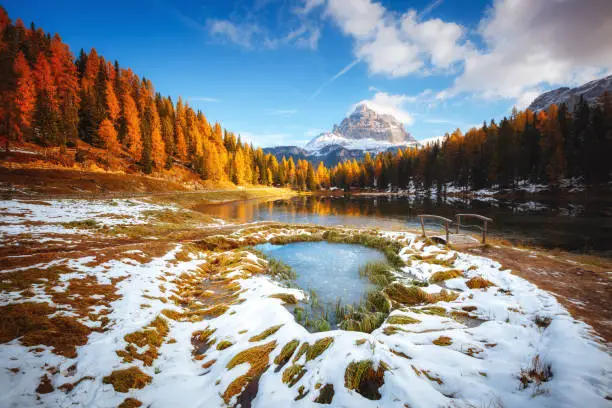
[194,194,611,254]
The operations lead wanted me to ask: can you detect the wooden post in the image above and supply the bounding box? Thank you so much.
[482,220,487,244]
[456,215,460,234]
[420,216,425,237]
[445,220,449,243]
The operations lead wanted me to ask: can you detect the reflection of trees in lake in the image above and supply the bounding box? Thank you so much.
[195,195,609,252]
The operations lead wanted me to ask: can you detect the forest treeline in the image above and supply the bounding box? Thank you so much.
[330,97,612,192]
[1,7,610,192]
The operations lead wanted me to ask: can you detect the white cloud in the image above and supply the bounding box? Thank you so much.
[321,0,467,77]
[206,3,322,51]
[353,91,414,125]
[267,109,298,115]
[208,20,259,48]
[313,0,612,106]
[297,0,326,15]
[188,96,220,103]
[264,23,321,50]
[447,0,612,102]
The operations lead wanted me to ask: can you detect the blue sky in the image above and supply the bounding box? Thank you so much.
[5,0,612,146]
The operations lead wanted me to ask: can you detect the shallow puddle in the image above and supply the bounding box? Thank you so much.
[255,241,385,323]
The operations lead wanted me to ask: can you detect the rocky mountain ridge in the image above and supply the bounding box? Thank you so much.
[527,75,612,112]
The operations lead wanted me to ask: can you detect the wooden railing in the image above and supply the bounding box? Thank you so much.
[417,214,453,243]
[456,213,493,244]
[417,213,494,245]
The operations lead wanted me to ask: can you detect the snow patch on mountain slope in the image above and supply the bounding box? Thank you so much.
[304,132,418,155]
[527,74,612,112]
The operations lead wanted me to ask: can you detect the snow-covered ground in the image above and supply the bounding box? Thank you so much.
[0,199,176,239]
[0,200,610,407]
[304,132,417,155]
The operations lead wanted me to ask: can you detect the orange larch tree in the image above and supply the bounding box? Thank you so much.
[98,118,121,155]
[122,93,142,161]
[11,51,36,142]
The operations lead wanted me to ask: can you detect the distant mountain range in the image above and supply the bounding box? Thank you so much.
[264,104,418,166]
[527,74,612,112]
[265,75,612,167]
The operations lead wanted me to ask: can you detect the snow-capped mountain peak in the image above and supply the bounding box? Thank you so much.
[304,104,417,154]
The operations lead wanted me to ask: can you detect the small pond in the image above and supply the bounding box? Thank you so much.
[255,241,386,327]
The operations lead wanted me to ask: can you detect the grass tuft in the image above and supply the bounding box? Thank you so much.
[0,302,91,358]
[274,339,300,370]
[344,360,386,400]
[466,276,495,289]
[102,367,152,393]
[359,261,394,287]
[269,293,298,304]
[118,398,143,408]
[519,355,553,389]
[432,336,452,346]
[224,341,277,404]
[383,284,456,306]
[216,340,233,350]
[282,364,307,387]
[117,316,169,366]
[429,269,463,283]
[305,337,334,362]
[534,315,552,329]
[249,324,283,342]
[387,315,420,325]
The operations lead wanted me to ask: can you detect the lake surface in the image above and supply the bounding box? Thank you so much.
[255,241,384,306]
[197,194,612,255]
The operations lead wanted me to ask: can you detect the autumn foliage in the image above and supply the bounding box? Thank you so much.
[0,7,609,191]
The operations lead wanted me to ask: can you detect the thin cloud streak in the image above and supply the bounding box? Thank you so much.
[267,109,298,115]
[188,97,220,103]
[310,58,361,99]
[418,0,444,19]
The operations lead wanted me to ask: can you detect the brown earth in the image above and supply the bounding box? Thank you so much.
[0,167,192,197]
[470,245,612,345]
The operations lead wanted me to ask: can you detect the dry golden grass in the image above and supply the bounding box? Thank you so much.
[429,269,464,283]
[269,293,298,304]
[466,276,496,289]
[305,337,334,362]
[118,398,143,408]
[116,316,169,366]
[383,326,407,336]
[292,342,310,363]
[344,360,387,400]
[386,315,421,325]
[191,327,216,356]
[201,358,217,369]
[223,341,277,404]
[383,283,458,306]
[282,364,307,387]
[216,340,233,350]
[249,324,284,342]
[432,336,453,346]
[520,355,553,389]
[57,376,95,393]
[274,339,300,370]
[102,366,152,393]
[0,302,91,358]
